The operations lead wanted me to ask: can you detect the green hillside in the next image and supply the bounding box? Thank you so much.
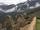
[36,19,40,30]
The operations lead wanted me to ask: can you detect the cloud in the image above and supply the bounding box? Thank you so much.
[0,0,27,5]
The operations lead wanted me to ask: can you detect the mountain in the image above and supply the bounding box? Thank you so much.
[0,4,16,22]
[0,1,40,30]
[16,0,40,13]
[0,4,16,10]
[0,1,40,22]
[15,1,40,18]
[27,0,40,7]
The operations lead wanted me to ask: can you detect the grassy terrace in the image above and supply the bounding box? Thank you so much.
[36,19,40,30]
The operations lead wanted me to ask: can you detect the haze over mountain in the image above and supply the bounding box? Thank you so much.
[0,0,40,22]
[0,0,40,13]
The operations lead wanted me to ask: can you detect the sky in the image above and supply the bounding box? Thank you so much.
[0,0,27,5]
[0,0,40,13]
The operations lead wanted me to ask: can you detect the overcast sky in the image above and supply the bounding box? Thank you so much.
[0,0,27,5]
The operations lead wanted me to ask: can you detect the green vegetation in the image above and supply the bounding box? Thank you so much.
[36,19,40,30]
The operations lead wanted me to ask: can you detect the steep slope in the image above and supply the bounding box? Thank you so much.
[0,1,40,22]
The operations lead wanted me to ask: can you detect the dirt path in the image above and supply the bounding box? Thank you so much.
[20,16,36,30]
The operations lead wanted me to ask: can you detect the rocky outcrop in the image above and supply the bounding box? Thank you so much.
[0,14,36,30]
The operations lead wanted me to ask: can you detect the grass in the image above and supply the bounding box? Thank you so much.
[36,19,40,30]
